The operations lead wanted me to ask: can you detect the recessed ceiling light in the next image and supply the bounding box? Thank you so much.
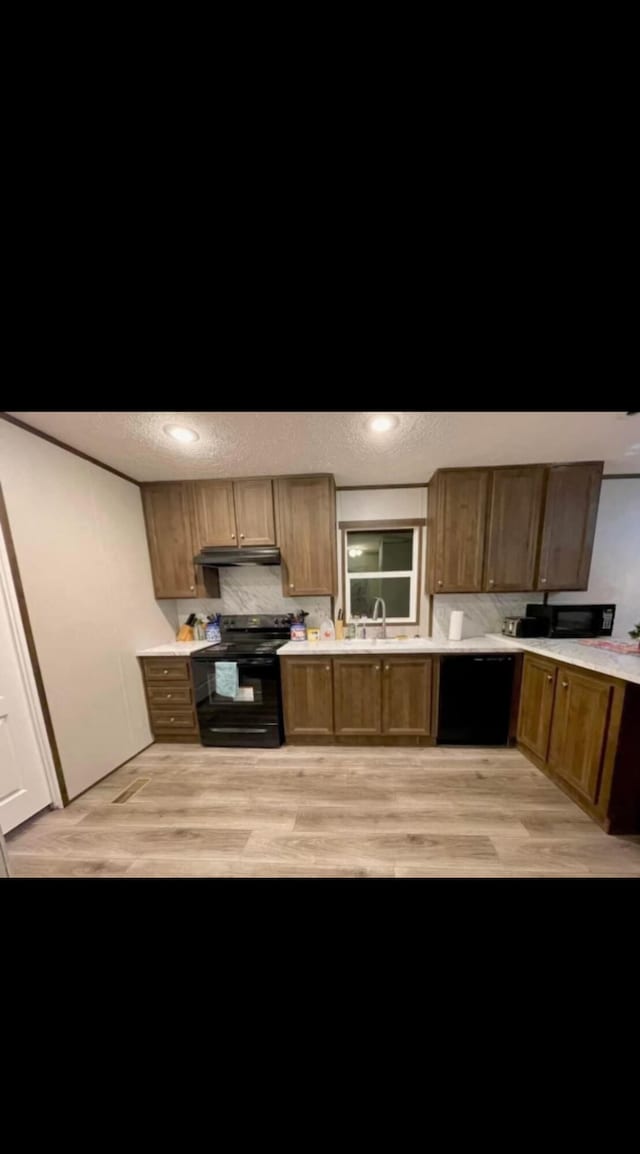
[369,414,399,433]
[164,424,199,444]
[629,443,640,450]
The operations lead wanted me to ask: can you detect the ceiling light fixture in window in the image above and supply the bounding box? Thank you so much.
[164,424,200,443]
[348,548,363,558]
[369,414,399,433]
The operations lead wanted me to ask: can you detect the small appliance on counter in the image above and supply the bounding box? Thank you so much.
[525,603,616,638]
[502,616,543,638]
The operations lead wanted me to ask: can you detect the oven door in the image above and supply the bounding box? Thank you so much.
[191,656,283,747]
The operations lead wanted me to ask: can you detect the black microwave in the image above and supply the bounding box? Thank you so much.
[525,603,616,638]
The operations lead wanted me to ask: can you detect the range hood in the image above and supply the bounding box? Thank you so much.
[194,546,281,567]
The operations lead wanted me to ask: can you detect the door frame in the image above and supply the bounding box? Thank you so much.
[0,487,64,812]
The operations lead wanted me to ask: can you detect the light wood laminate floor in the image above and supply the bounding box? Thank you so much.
[6,744,640,877]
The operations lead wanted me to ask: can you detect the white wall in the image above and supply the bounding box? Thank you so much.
[549,477,640,639]
[0,421,176,800]
[336,488,429,636]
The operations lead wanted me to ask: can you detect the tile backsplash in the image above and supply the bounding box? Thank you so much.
[176,566,332,627]
[432,593,544,640]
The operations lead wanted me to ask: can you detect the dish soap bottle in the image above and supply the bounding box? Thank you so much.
[320,616,335,641]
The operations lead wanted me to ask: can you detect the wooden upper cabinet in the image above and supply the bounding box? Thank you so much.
[536,462,603,591]
[275,475,337,596]
[233,479,275,546]
[382,657,433,736]
[190,480,237,547]
[430,469,489,592]
[333,658,382,734]
[281,658,334,735]
[547,666,612,805]
[141,483,200,599]
[517,653,557,761]
[484,466,546,592]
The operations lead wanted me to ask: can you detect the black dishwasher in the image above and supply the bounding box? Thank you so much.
[438,655,515,744]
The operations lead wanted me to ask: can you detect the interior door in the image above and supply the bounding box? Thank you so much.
[0,536,54,833]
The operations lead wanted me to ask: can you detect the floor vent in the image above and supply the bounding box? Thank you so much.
[112,778,151,804]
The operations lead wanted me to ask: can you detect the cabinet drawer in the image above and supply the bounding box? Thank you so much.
[149,709,198,732]
[147,684,193,706]
[143,659,191,682]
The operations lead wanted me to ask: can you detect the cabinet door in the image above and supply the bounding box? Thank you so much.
[333,658,381,735]
[275,476,337,596]
[484,466,545,592]
[517,654,557,761]
[141,483,199,599]
[191,480,237,547]
[547,666,612,804]
[432,470,489,592]
[537,462,603,591]
[281,658,334,735]
[233,479,276,546]
[382,657,433,735]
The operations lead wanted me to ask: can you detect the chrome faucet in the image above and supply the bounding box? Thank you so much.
[372,597,387,639]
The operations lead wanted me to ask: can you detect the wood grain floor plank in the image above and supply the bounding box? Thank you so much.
[294,807,529,835]
[74,802,297,831]
[243,832,499,868]
[8,827,250,860]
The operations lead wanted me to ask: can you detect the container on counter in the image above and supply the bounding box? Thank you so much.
[346,621,357,640]
[290,622,307,641]
[205,614,222,643]
[320,617,335,640]
[307,627,320,642]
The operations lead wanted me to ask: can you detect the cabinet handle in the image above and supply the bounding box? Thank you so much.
[289,583,294,589]
[385,665,390,672]
[374,665,380,672]
[488,578,495,586]
[561,681,569,688]
[170,717,175,722]
[325,666,330,671]
[546,676,553,683]
[231,533,236,540]
[167,693,173,698]
[189,585,195,591]
[240,533,245,539]
[540,577,547,584]
[437,580,443,587]
[163,669,169,675]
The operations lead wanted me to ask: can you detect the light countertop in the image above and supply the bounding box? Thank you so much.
[277,636,518,656]
[484,634,640,686]
[136,641,218,657]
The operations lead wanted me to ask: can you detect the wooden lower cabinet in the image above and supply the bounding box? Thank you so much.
[517,654,557,761]
[382,657,433,736]
[517,653,640,833]
[547,666,612,805]
[281,658,334,736]
[334,658,382,735]
[281,655,434,743]
[140,656,200,743]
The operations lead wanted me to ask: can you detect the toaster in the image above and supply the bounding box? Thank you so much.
[502,616,544,638]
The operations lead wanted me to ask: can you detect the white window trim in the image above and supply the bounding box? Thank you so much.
[345,526,420,624]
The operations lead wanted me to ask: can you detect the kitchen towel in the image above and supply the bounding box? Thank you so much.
[215,662,239,698]
[448,610,464,641]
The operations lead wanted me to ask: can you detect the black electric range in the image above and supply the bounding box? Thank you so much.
[191,615,292,747]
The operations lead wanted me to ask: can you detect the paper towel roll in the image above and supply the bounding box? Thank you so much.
[448,610,464,641]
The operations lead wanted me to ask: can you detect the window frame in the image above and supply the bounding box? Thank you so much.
[340,520,423,626]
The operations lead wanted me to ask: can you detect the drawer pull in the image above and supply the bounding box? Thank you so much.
[561,681,569,689]
[167,693,172,698]
[170,716,175,722]
[325,666,330,671]
[546,675,553,682]
[163,669,169,675]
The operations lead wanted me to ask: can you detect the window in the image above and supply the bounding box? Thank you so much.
[344,526,420,623]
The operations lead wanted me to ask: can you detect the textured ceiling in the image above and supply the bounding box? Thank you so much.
[6,411,640,484]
